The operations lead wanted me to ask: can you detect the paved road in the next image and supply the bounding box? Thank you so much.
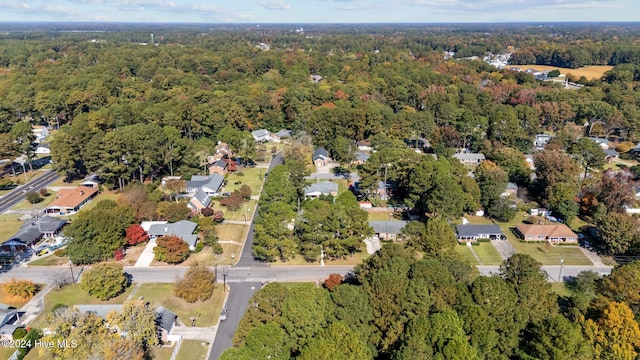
[0,170,60,214]
[476,265,612,281]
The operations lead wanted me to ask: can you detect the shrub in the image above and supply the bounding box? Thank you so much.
[192,242,204,253]
[477,238,491,243]
[211,242,224,255]
[175,263,215,303]
[38,188,49,197]
[154,235,190,264]
[3,278,37,299]
[12,327,27,339]
[25,192,43,204]
[53,249,66,257]
[125,224,149,246]
[323,273,343,291]
[201,207,214,217]
[114,249,125,261]
[213,210,225,223]
[80,262,129,300]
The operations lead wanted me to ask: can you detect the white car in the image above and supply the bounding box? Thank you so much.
[220,308,228,321]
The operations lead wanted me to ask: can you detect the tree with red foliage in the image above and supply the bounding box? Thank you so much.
[125,224,149,246]
[153,235,190,264]
[324,273,344,292]
[114,249,125,261]
[213,210,225,223]
[220,191,243,211]
[201,207,214,217]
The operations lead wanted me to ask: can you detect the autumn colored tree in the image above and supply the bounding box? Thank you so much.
[582,301,640,360]
[597,169,636,214]
[601,261,640,313]
[2,278,37,299]
[106,299,159,348]
[201,207,214,217]
[239,184,252,200]
[174,263,216,303]
[323,273,343,291]
[125,224,149,246]
[221,191,244,211]
[213,210,225,223]
[154,235,190,264]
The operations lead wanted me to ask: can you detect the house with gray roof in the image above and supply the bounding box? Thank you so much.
[0,308,23,340]
[156,306,177,343]
[275,129,292,139]
[304,181,339,198]
[251,129,279,143]
[312,148,331,167]
[147,220,199,250]
[1,226,42,253]
[369,220,408,241]
[188,188,212,214]
[75,304,123,319]
[453,152,486,165]
[185,174,224,196]
[456,224,504,243]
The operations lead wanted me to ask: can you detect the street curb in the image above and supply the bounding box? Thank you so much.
[206,283,230,358]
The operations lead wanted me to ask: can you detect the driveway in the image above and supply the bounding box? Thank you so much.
[491,238,517,261]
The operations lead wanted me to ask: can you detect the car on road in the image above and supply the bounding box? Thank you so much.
[220,308,228,321]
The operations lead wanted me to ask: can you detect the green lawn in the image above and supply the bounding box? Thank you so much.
[28,253,69,266]
[211,200,256,222]
[151,344,177,360]
[30,283,135,327]
[176,340,209,360]
[135,283,226,327]
[215,224,248,244]
[473,243,504,265]
[550,282,576,298]
[0,213,23,243]
[367,212,396,221]
[73,191,119,213]
[12,190,57,210]
[223,168,264,195]
[456,245,479,265]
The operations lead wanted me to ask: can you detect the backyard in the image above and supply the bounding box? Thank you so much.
[222,167,264,196]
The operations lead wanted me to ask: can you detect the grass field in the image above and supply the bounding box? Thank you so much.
[367,211,396,221]
[456,245,479,265]
[215,223,248,244]
[473,243,505,265]
[550,282,575,298]
[0,213,24,242]
[28,253,69,266]
[151,344,176,360]
[12,190,57,210]
[272,247,370,266]
[176,340,210,360]
[74,191,119,213]
[30,283,135,327]
[135,283,226,327]
[516,64,613,80]
[223,168,264,195]
[211,200,256,222]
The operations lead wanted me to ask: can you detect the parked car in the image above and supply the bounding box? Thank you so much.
[220,308,228,321]
[36,248,49,256]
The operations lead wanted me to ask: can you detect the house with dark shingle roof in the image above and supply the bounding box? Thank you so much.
[453,152,486,165]
[369,220,407,241]
[156,306,177,343]
[456,224,504,243]
[304,181,339,198]
[185,174,224,196]
[147,220,199,250]
[312,148,331,167]
[188,188,212,213]
[208,159,228,176]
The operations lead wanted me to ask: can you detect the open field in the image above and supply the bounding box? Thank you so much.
[516,64,612,80]
[472,243,504,265]
[0,214,24,242]
[456,245,479,265]
[215,223,248,244]
[183,247,227,267]
[272,247,369,267]
[135,283,226,327]
[222,168,264,195]
[211,200,256,222]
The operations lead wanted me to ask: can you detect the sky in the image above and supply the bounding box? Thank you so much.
[0,0,638,24]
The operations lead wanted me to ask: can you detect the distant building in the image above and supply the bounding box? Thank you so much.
[312,148,331,167]
[453,152,486,165]
[304,181,338,198]
[534,134,552,149]
[251,129,279,143]
[368,220,408,241]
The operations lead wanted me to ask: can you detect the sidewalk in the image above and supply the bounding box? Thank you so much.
[133,240,156,267]
[18,282,55,325]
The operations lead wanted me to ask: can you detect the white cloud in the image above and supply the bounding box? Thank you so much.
[258,0,291,10]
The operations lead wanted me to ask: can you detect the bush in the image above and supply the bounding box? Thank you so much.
[154,235,190,264]
[211,242,224,255]
[192,242,204,253]
[201,207,214,217]
[13,327,27,339]
[174,263,215,303]
[80,262,129,300]
[3,278,37,299]
[38,188,48,197]
[477,238,491,243]
[53,248,66,257]
[25,192,43,204]
[114,249,125,261]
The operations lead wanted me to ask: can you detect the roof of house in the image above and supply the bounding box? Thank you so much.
[516,224,578,238]
[604,149,619,157]
[355,151,370,162]
[453,152,486,161]
[4,226,42,246]
[304,181,339,196]
[186,174,224,193]
[312,148,329,161]
[369,220,408,235]
[47,186,99,209]
[506,182,518,191]
[251,129,271,139]
[22,216,66,234]
[191,188,212,208]
[147,220,198,247]
[156,306,177,332]
[212,159,227,168]
[75,304,123,319]
[356,140,372,147]
[587,137,609,145]
[456,224,503,238]
[275,129,292,138]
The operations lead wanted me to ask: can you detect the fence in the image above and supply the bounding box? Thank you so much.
[168,335,183,360]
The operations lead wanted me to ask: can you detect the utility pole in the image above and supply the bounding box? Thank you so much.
[558,256,565,283]
[222,266,229,290]
[68,261,75,283]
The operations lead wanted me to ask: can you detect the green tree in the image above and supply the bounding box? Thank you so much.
[79,262,129,300]
[299,321,372,360]
[65,200,134,264]
[253,201,297,262]
[281,283,334,351]
[569,137,606,180]
[234,282,289,346]
[517,315,592,360]
[394,310,479,360]
[25,191,42,204]
[487,197,516,222]
[593,211,638,255]
[475,160,509,210]
[330,284,374,348]
[601,261,640,313]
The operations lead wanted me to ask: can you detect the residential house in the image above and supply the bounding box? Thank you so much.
[156,306,178,343]
[44,186,99,215]
[368,220,407,241]
[32,125,49,144]
[587,137,610,150]
[80,174,101,189]
[161,176,182,187]
[251,129,280,143]
[1,227,41,253]
[515,224,578,243]
[147,220,199,250]
[453,152,486,165]
[304,181,339,198]
[309,74,323,83]
[0,306,23,340]
[187,188,212,213]
[75,304,123,320]
[529,208,551,217]
[211,142,233,162]
[356,140,373,152]
[630,143,640,156]
[312,148,331,168]
[208,159,228,176]
[456,224,504,243]
[501,182,518,197]
[185,174,224,196]
[35,144,51,155]
[604,149,620,163]
[352,151,370,165]
[275,129,292,140]
[534,134,552,149]
[29,216,66,239]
